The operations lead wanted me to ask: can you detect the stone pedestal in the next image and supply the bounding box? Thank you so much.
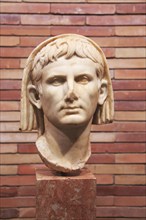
[36,167,96,220]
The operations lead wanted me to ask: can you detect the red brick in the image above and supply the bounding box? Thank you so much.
[0,80,21,90]
[1,3,50,13]
[87,15,145,25]
[115,101,145,111]
[87,154,115,164]
[117,122,146,132]
[115,175,146,185]
[96,196,114,206]
[96,186,146,196]
[105,164,145,175]
[115,69,146,79]
[1,165,17,175]
[51,4,115,14]
[0,122,19,132]
[0,143,17,153]
[1,25,51,36]
[113,79,146,90]
[92,122,145,132]
[116,154,146,163]
[0,208,19,219]
[0,101,20,111]
[115,196,146,206]
[116,26,146,36]
[51,26,115,36]
[1,47,33,58]
[20,36,46,46]
[0,36,19,46]
[18,144,37,153]
[0,91,20,101]
[88,164,145,175]
[0,69,22,80]
[116,132,146,142]
[21,14,85,25]
[114,91,145,101]
[0,187,18,197]
[18,164,44,175]
[102,48,115,58]
[18,186,36,196]
[1,132,38,143]
[1,153,41,164]
[0,59,20,68]
[0,176,36,186]
[0,102,20,111]
[96,207,146,218]
[0,14,20,25]
[108,58,145,69]
[116,48,145,58]
[0,120,16,131]
[91,143,146,153]
[91,132,116,142]
[116,4,146,14]
[0,112,20,121]
[92,37,146,47]
[0,197,35,208]
[19,207,35,218]
[115,111,146,121]
[96,175,113,185]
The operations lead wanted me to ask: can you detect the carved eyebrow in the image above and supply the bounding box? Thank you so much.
[46,73,67,78]
[46,75,66,80]
[45,75,66,86]
[44,72,66,80]
[75,73,93,79]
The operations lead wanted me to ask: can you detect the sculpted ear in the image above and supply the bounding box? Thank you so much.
[27,85,42,109]
[98,79,108,105]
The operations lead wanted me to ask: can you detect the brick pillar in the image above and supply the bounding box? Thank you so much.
[36,168,96,220]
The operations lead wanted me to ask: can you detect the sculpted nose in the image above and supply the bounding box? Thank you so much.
[65,91,78,102]
[64,81,78,103]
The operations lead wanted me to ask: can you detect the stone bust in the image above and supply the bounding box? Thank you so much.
[20,34,114,174]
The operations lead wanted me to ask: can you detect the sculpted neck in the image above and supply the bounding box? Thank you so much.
[36,117,92,173]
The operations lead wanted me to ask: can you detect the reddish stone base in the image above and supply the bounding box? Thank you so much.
[36,167,96,220]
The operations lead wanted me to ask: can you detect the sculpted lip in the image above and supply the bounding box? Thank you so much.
[60,106,82,114]
[64,106,79,109]
[60,105,82,110]
[64,108,80,115]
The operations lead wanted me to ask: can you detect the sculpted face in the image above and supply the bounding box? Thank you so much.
[28,56,107,129]
[21,34,114,173]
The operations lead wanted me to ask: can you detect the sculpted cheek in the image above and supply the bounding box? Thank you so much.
[88,85,99,100]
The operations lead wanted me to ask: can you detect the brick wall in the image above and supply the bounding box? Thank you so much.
[0,0,146,219]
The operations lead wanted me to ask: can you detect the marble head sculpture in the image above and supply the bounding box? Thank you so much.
[20,34,114,173]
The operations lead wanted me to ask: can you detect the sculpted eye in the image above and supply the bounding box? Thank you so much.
[76,74,91,85]
[47,76,65,86]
